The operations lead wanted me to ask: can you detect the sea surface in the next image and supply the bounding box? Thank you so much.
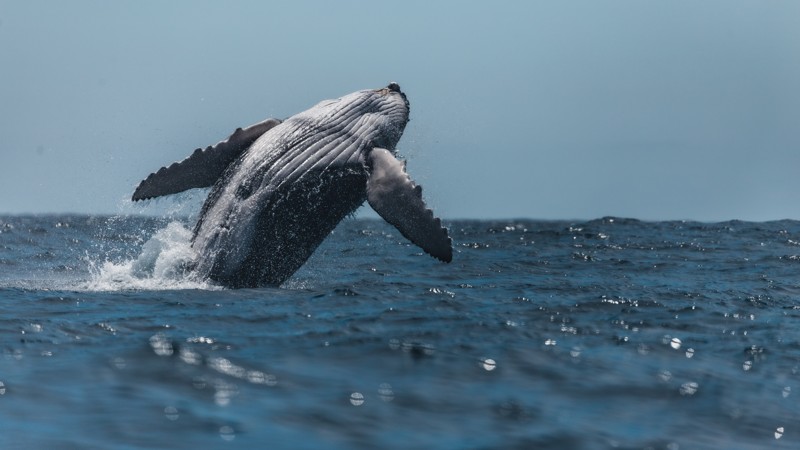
[1,214,799,449]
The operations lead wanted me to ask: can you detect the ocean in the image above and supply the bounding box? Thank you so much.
[1,214,799,449]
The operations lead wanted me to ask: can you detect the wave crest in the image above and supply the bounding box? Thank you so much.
[83,222,218,291]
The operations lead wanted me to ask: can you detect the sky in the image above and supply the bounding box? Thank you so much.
[1,1,799,221]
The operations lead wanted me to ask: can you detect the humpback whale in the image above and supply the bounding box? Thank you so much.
[132,83,452,288]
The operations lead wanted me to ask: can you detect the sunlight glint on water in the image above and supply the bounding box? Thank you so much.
[0,215,799,449]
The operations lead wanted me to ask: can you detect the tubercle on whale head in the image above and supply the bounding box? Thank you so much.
[378,82,402,95]
[376,82,409,111]
[387,82,408,105]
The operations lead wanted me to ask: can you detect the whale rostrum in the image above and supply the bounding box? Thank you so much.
[132,83,452,288]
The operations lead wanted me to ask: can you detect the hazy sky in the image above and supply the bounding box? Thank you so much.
[1,1,799,220]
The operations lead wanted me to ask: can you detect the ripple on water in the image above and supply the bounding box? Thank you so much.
[1,217,800,449]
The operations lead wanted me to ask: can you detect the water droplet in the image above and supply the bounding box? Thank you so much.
[350,392,365,406]
[679,381,699,396]
[0,381,6,395]
[179,348,201,365]
[246,370,277,386]
[378,383,394,402]
[545,339,557,346]
[659,370,672,382]
[149,333,174,356]
[111,357,127,370]
[670,337,682,350]
[775,426,784,439]
[743,360,753,371]
[685,348,695,358]
[186,336,215,344]
[211,356,246,378]
[213,382,237,407]
[214,391,231,407]
[482,358,497,371]
[570,347,581,358]
[164,406,179,421]
[219,425,235,441]
[782,386,791,398]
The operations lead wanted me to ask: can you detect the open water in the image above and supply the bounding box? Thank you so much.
[1,214,799,449]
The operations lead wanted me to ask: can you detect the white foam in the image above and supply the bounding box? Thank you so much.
[82,221,220,291]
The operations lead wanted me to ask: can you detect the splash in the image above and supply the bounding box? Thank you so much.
[83,221,219,291]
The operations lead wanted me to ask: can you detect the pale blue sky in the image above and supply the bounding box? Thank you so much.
[1,1,799,220]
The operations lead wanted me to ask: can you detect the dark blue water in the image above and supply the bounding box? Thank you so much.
[1,215,799,449]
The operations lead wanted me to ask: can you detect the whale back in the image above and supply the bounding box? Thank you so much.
[192,87,410,287]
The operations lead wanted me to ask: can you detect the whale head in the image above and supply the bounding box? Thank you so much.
[302,82,410,153]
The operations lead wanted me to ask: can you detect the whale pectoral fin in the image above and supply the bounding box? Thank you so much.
[132,118,282,201]
[366,148,452,263]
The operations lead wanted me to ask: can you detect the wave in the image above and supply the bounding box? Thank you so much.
[82,221,219,291]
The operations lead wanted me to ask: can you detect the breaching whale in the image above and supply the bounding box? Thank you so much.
[132,83,452,288]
